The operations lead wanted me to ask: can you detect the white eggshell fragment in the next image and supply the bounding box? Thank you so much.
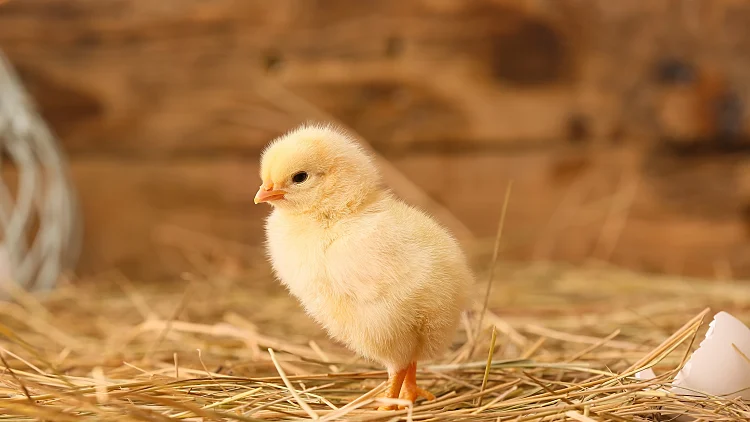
[635,367,656,381]
[671,311,750,400]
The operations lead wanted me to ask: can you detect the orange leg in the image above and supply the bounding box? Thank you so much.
[376,367,408,411]
[398,361,435,409]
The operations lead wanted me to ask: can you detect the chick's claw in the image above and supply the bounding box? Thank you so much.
[401,385,436,403]
[396,361,435,409]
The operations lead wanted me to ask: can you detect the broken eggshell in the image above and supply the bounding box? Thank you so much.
[635,367,656,381]
[669,311,750,400]
[633,312,750,421]
[635,312,750,398]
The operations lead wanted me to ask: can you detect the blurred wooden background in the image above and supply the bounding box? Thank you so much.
[1,0,750,280]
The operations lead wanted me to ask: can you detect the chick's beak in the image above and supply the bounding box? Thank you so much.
[254,183,286,204]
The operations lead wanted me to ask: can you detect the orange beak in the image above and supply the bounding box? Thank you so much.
[254,183,286,204]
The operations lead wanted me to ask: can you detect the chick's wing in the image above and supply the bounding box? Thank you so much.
[323,201,444,302]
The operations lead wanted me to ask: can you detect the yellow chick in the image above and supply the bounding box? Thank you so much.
[254,123,474,409]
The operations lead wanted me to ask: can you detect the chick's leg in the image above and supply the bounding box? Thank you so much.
[376,367,408,411]
[398,361,435,408]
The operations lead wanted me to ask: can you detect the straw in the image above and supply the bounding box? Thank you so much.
[0,240,747,421]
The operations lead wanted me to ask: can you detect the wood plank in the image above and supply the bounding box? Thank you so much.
[64,158,266,279]
[2,0,750,280]
[4,0,750,159]
[0,1,476,249]
[4,0,750,157]
[392,147,750,278]
[0,0,582,156]
[22,148,746,281]
[52,155,473,280]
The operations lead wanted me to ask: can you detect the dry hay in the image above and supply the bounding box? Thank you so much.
[0,240,749,421]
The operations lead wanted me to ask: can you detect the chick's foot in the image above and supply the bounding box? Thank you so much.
[397,361,435,409]
[377,367,408,411]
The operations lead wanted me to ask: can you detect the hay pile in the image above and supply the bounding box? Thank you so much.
[0,250,749,421]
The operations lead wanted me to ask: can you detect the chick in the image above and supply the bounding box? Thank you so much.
[255,123,474,409]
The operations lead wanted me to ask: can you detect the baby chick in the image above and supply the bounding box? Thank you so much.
[255,123,474,409]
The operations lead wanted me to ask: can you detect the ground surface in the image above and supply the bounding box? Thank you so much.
[0,257,749,420]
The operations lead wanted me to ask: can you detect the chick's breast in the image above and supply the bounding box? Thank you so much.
[266,196,473,371]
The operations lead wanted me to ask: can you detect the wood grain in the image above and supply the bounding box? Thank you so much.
[63,158,265,279]
[2,0,750,279]
[25,150,744,280]
[0,0,582,156]
[393,148,750,278]
[4,0,750,155]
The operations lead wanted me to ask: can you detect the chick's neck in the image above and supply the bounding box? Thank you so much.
[290,185,387,226]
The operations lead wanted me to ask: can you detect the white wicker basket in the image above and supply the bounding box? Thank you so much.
[0,50,81,299]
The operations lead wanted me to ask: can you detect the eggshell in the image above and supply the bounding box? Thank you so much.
[670,311,750,400]
[635,367,656,381]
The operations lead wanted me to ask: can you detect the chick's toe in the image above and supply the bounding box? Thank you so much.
[377,367,409,411]
[397,361,435,409]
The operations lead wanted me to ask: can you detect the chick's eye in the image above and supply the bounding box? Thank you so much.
[292,171,308,184]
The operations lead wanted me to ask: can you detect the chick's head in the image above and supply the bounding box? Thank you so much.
[255,124,381,216]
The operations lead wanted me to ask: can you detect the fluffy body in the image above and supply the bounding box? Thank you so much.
[259,123,474,374]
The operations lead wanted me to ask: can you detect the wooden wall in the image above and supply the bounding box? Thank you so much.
[1,0,750,280]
